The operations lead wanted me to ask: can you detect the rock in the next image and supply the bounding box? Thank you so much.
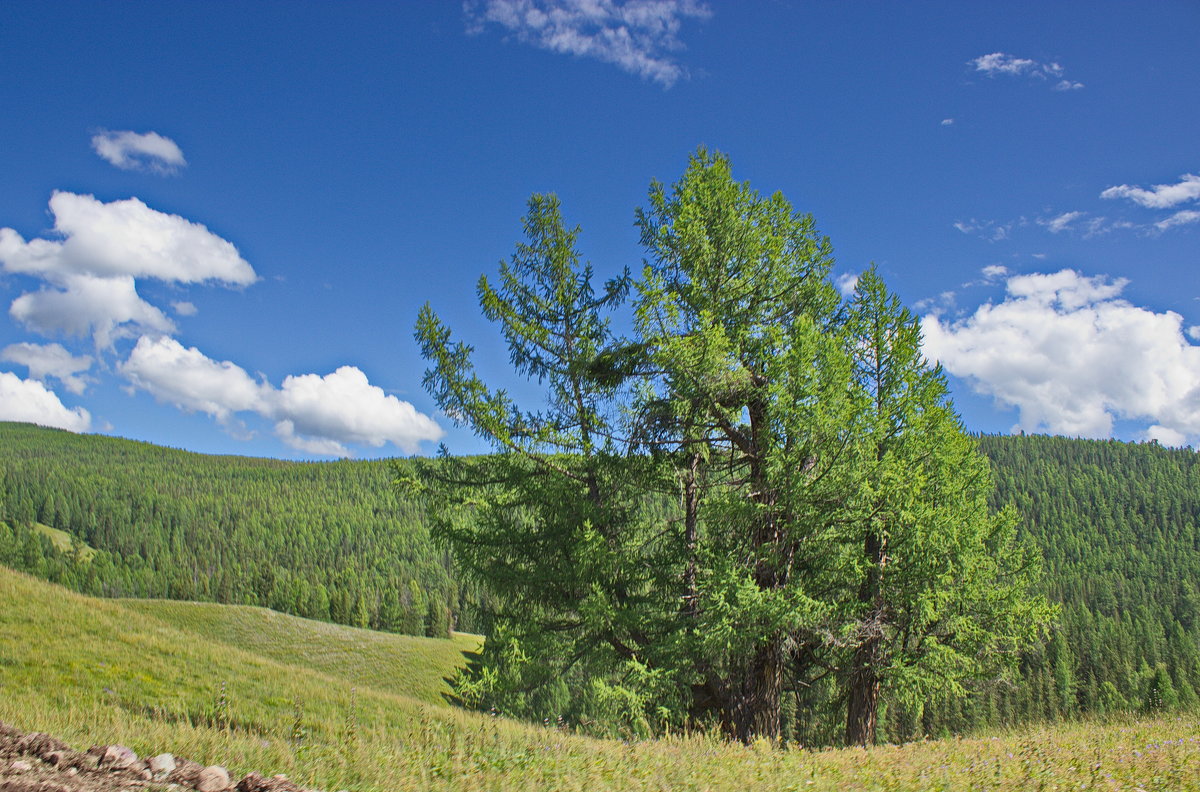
[235,772,305,792]
[168,757,204,786]
[196,764,232,792]
[42,748,85,770]
[7,760,32,773]
[148,753,177,778]
[100,744,139,771]
[16,733,68,759]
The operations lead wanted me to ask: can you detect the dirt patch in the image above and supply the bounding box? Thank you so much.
[0,722,310,792]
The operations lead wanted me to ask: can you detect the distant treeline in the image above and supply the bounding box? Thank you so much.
[2,422,1199,738]
[0,422,490,637]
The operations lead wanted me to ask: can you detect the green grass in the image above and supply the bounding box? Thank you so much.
[4,564,1200,791]
[31,522,97,561]
[118,598,481,705]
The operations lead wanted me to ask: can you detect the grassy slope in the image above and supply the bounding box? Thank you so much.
[4,565,1200,791]
[117,598,481,705]
[32,521,97,561]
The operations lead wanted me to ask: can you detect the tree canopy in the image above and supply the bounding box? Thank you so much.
[409,150,1051,743]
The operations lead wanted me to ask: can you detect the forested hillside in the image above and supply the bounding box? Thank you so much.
[2,421,1200,741]
[0,421,487,636]
[977,435,1200,724]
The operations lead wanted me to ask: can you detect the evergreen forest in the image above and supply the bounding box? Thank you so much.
[3,422,1199,743]
[0,421,486,638]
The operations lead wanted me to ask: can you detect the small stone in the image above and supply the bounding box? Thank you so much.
[19,732,69,758]
[235,772,304,792]
[197,764,232,792]
[168,757,204,786]
[9,759,33,773]
[102,744,140,771]
[66,768,79,777]
[148,753,177,777]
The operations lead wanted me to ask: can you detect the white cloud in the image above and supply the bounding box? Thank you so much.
[1039,210,1085,234]
[972,52,1037,75]
[953,218,1012,241]
[1153,210,1200,232]
[970,52,1082,90]
[0,192,254,348]
[118,336,444,457]
[941,118,955,126]
[270,367,444,456]
[922,269,1200,443]
[91,130,186,174]
[0,192,254,285]
[981,264,1008,280]
[835,272,859,296]
[465,0,712,88]
[0,342,94,395]
[9,273,175,348]
[1101,173,1200,209]
[172,300,198,316]
[119,336,267,423]
[0,371,91,432]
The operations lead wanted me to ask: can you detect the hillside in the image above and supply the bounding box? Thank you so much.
[4,566,1200,791]
[4,422,1200,741]
[0,421,488,636]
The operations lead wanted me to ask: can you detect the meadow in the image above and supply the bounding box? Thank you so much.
[3,566,1200,791]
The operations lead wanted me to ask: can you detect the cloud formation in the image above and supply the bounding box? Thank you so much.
[119,336,444,456]
[1155,210,1200,232]
[465,0,711,87]
[91,130,186,174]
[922,269,1200,445]
[0,371,91,432]
[0,192,254,347]
[1101,173,1200,209]
[1,342,94,395]
[971,52,1083,90]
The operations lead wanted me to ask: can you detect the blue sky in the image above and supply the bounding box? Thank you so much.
[1,1,1197,458]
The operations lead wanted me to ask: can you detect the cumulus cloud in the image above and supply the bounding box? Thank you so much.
[91,130,186,174]
[0,192,254,347]
[119,336,267,423]
[981,264,1008,280]
[10,273,175,348]
[1,342,94,395]
[971,52,1082,90]
[922,269,1200,445]
[940,118,955,126]
[172,300,198,316]
[118,336,444,456]
[465,0,711,88]
[0,192,254,285]
[0,371,91,432]
[1101,173,1200,209]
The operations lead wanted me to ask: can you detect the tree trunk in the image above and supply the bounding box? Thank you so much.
[845,639,881,745]
[725,637,785,743]
[846,523,886,746]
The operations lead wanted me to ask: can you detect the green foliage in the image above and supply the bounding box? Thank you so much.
[413,150,1050,744]
[0,421,479,636]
